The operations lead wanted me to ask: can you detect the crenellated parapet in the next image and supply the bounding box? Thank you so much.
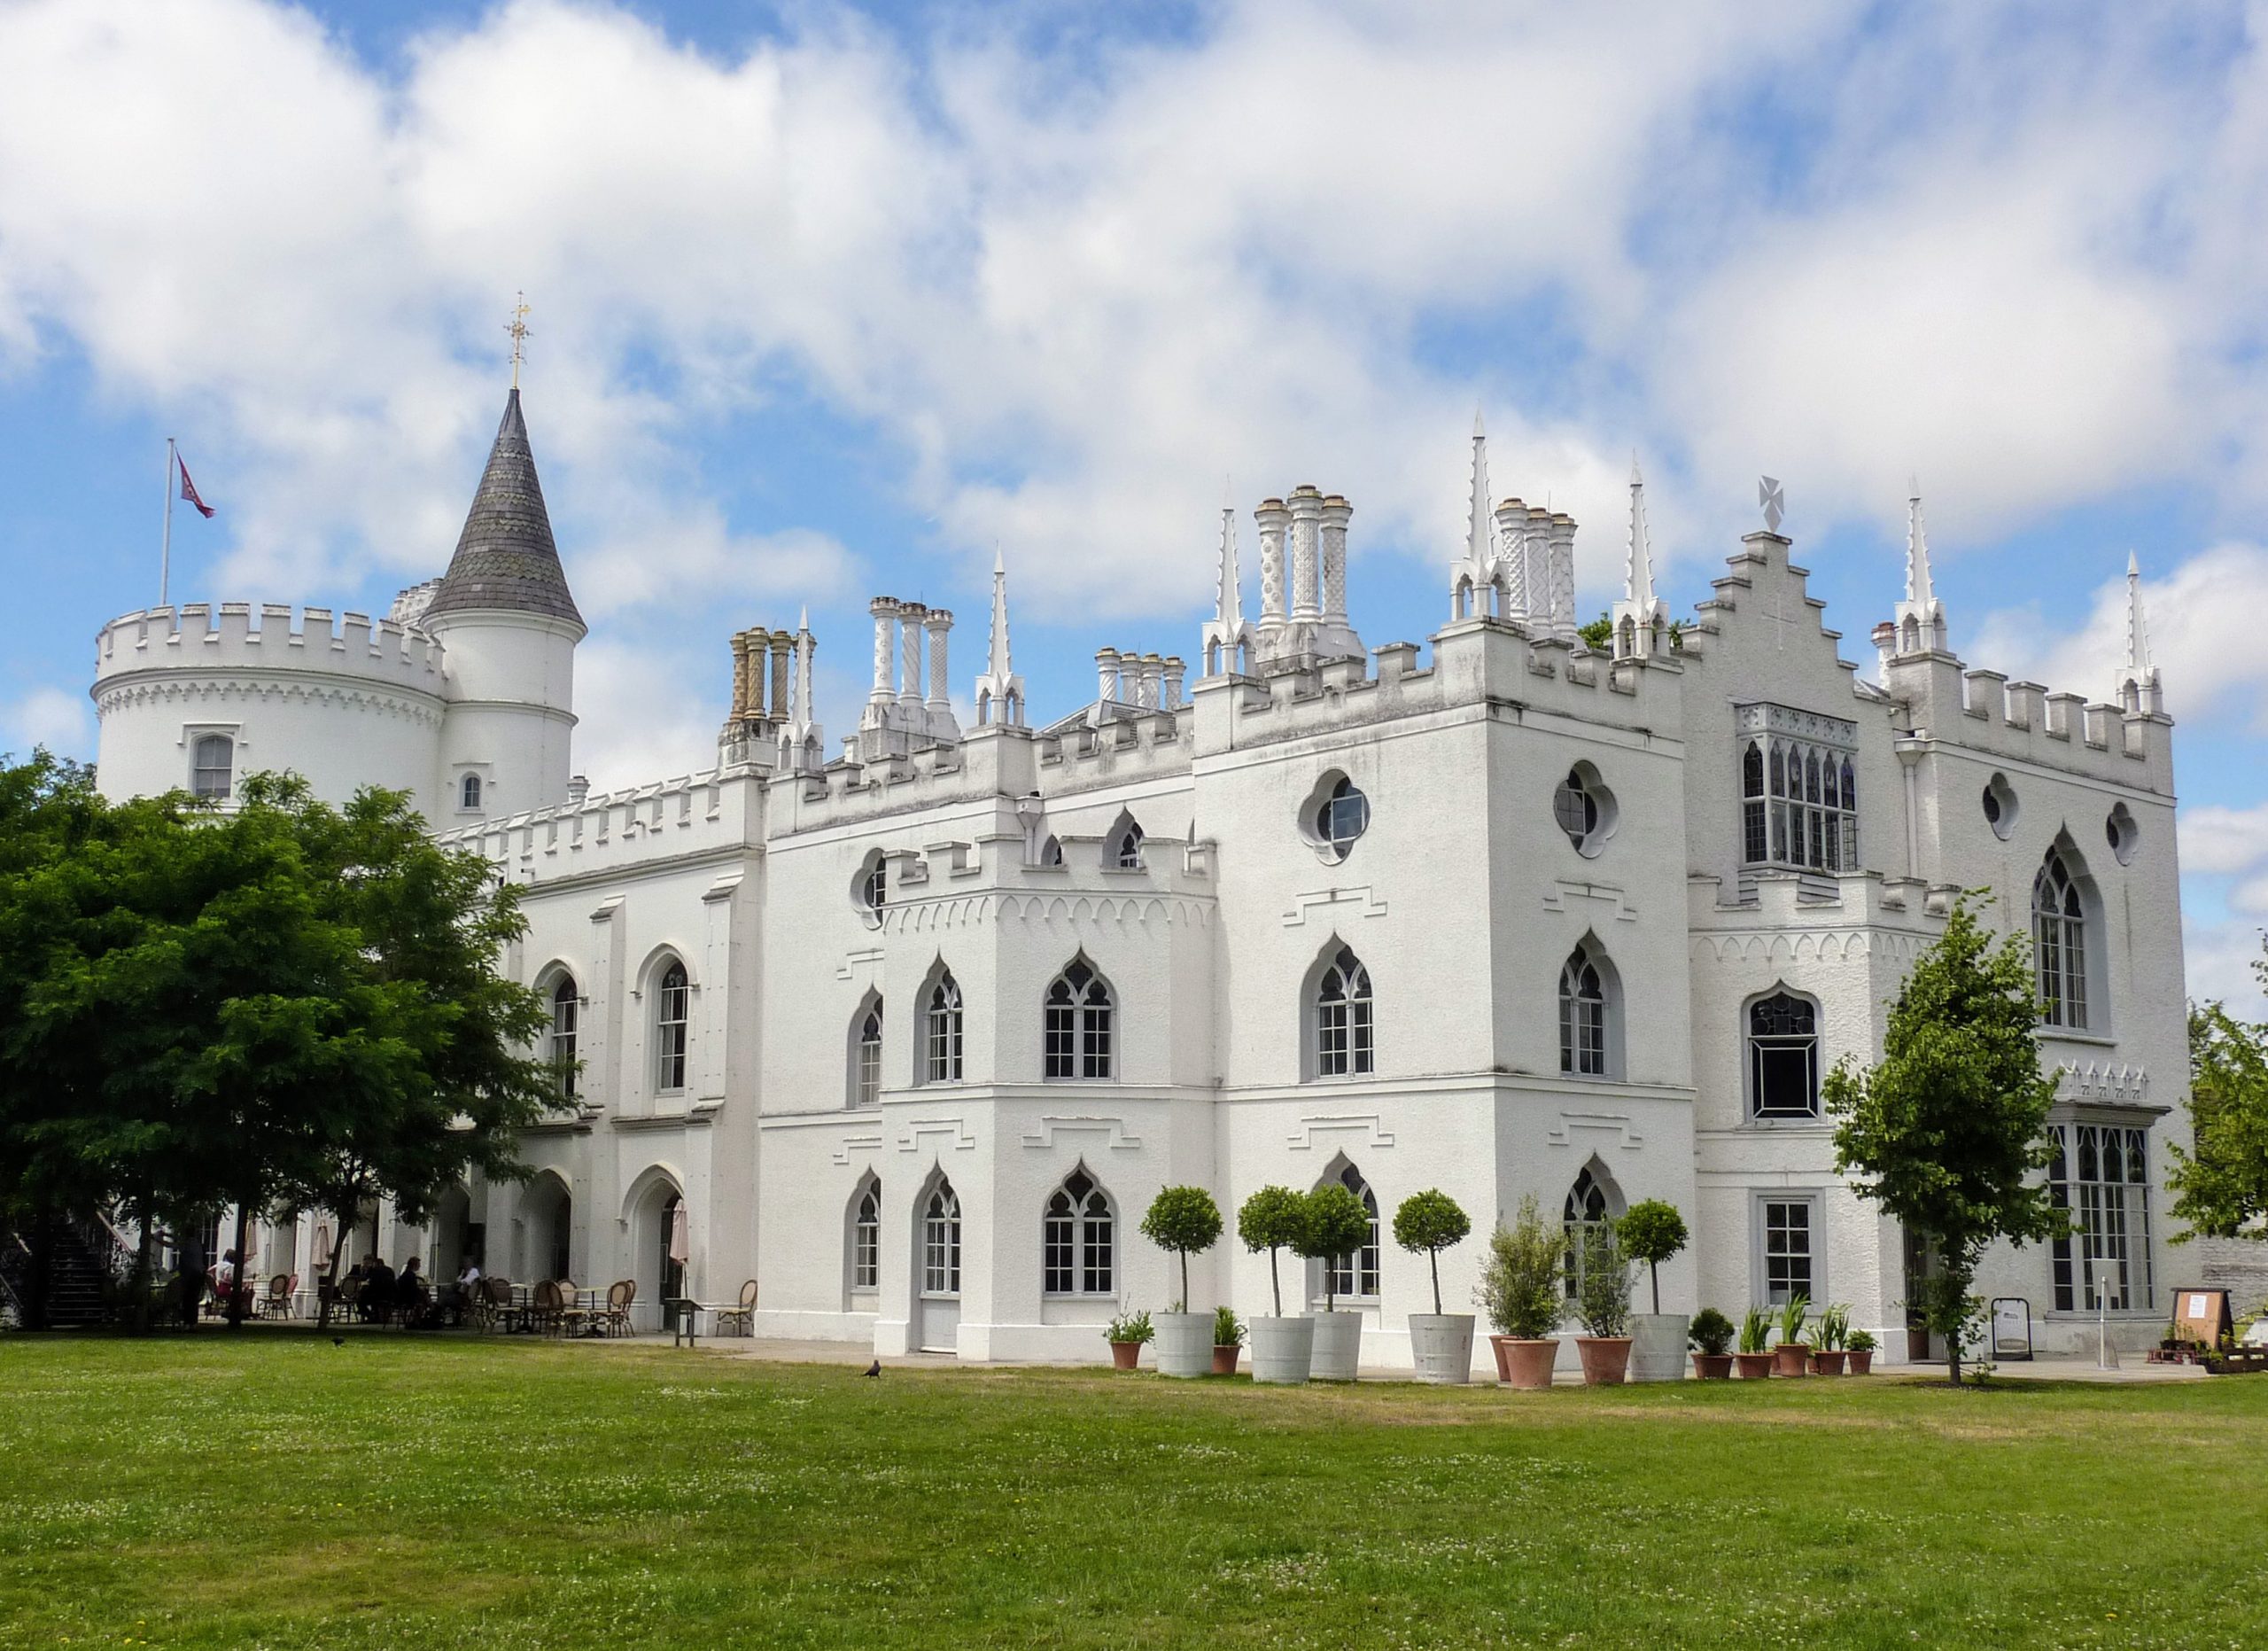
[432,764,765,886]
[92,602,449,711]
[1884,650,2172,787]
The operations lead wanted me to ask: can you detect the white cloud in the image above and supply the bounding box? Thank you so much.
[0,685,89,756]
[2181,803,2268,875]
[2184,915,2268,1017]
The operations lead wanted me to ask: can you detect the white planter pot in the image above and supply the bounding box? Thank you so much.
[1248,1315,1315,1384]
[1309,1309,1363,1382]
[1629,1312,1691,1382]
[1153,1311,1215,1378]
[1408,1312,1476,1384]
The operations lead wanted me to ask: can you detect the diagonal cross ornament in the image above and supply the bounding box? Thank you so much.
[1758,475,1785,533]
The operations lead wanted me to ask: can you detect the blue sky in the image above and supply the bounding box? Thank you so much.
[1,0,2264,1011]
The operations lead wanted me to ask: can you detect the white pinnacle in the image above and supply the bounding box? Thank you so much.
[1905,476,1936,609]
[1467,411,1492,575]
[988,547,1013,680]
[1626,454,1655,610]
[1216,502,1245,629]
[2124,551,2152,672]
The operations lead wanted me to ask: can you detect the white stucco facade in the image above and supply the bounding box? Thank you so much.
[87,407,2193,1368]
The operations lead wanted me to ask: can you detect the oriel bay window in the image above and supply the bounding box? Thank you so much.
[1735,704,1858,873]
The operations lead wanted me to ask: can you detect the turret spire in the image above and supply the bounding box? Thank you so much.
[1200,484,1257,677]
[1451,411,1511,619]
[1608,452,1666,660]
[1889,475,1946,658]
[1214,495,1245,632]
[2113,551,2163,715]
[423,387,584,631]
[1625,454,1654,610]
[971,549,1025,727]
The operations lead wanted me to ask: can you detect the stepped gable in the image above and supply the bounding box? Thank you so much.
[423,387,583,628]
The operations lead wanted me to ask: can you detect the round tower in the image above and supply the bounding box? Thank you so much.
[420,387,585,824]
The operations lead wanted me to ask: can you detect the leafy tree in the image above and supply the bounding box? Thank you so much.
[1139,1186,1223,1312]
[1573,1222,1633,1338]
[1476,1195,1565,1339]
[1237,1185,1304,1317]
[1294,1185,1371,1314]
[1616,1199,1688,1315]
[1391,1189,1471,1315]
[2167,987,2268,1242]
[1825,897,2062,1385]
[1578,611,1613,650]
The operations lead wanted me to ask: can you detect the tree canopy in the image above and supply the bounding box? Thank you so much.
[2168,968,2268,1242]
[1825,897,2062,1384]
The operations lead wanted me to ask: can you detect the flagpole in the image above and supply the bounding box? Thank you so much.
[159,438,176,607]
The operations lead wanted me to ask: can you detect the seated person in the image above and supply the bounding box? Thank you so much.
[396,1257,430,1325]
[360,1255,396,1321]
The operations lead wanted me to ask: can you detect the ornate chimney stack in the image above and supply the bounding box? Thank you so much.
[1255,496,1290,656]
[1287,485,1324,635]
[867,599,897,717]
[897,603,927,709]
[767,631,793,727]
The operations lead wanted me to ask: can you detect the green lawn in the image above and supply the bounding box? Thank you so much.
[3,1334,2264,1649]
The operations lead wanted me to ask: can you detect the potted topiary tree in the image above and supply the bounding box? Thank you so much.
[1476,1195,1566,1389]
[1847,1327,1877,1375]
[1104,1309,1153,1371]
[1393,1188,1474,1384]
[1139,1186,1223,1378]
[1734,1306,1775,1379]
[1617,1199,1689,1383]
[1297,1184,1373,1382]
[1572,1222,1635,1384]
[1238,1185,1313,1384]
[1212,1305,1245,1376]
[1772,1294,1810,1377]
[1689,1307,1736,1379]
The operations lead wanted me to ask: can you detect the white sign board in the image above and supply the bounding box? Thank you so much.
[1991,1297,2033,1359]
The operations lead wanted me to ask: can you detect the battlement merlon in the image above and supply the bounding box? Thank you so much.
[1881,648,2173,789]
[430,765,763,886]
[91,602,448,697]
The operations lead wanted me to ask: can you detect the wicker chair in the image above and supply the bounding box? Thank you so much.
[600,1280,636,1338]
[478,1276,515,1332]
[260,1273,296,1319]
[530,1278,564,1336]
[711,1279,758,1337]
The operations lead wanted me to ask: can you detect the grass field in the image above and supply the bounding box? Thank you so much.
[2,1333,2264,1649]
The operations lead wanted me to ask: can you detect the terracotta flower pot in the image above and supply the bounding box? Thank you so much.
[1773,1343,1809,1377]
[1692,1352,1735,1380]
[1848,1350,1875,1375]
[1813,1349,1848,1376]
[1211,1343,1241,1376]
[1575,1336,1634,1385]
[1490,1335,1559,1390]
[1734,1351,1775,1379]
[1109,1340,1141,1371]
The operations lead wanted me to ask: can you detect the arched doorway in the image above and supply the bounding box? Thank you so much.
[916,1174,961,1354]
[625,1172,687,1333]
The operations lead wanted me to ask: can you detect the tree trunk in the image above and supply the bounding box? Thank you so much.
[316,1200,352,1330]
[1268,1249,1281,1317]
[226,1201,252,1328]
[1179,1250,1190,1314]
[24,1206,53,1332]
[129,1195,154,1336]
[1429,1249,1441,1317]
[1649,1259,1660,1316]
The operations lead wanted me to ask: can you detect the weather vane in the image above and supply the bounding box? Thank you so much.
[506,292,532,388]
[1759,475,1785,534]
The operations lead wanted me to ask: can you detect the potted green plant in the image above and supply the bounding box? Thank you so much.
[1689,1307,1736,1380]
[1572,1222,1635,1384]
[1297,1184,1373,1382]
[1104,1309,1153,1371]
[1393,1188,1474,1384]
[1139,1186,1223,1378]
[1735,1306,1775,1379]
[1477,1195,1566,1389]
[1772,1294,1810,1377]
[1238,1185,1313,1384]
[1812,1303,1850,1375]
[1617,1199,1689,1383]
[1212,1305,1245,1376]
[1847,1327,1877,1375]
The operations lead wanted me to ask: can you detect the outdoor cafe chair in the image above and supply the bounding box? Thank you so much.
[711,1279,758,1337]
[260,1273,296,1319]
[601,1280,635,1338]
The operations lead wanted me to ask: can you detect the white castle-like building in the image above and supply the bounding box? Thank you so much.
[89,391,2191,1366]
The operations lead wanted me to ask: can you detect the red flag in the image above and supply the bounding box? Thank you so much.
[177,456,215,518]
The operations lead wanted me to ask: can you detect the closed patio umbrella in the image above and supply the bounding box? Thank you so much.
[669,1203,689,1268]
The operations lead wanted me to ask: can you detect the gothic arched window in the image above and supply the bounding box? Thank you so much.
[549,975,579,1100]
[654,961,689,1092]
[1042,1166,1114,1295]
[851,1001,882,1107]
[1563,1164,1619,1300]
[1747,991,1819,1118]
[922,1180,961,1295]
[1314,946,1374,1078]
[1558,949,1608,1078]
[1113,820,1146,869]
[1321,1162,1381,1300]
[1043,960,1114,1080]
[2033,851,2089,1029]
[849,1178,880,1292]
[925,972,964,1082]
[1741,742,1767,864]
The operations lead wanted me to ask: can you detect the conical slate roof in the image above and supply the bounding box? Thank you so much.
[423,388,583,628]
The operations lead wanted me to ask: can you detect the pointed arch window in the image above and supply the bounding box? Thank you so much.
[1741,707,1859,872]
[1112,821,1146,869]
[1042,1167,1114,1295]
[190,734,234,800]
[1747,991,1819,1118]
[1558,950,1608,1077]
[922,1180,961,1295]
[1564,1165,1619,1300]
[2033,851,2088,1029]
[1039,835,1065,868]
[1043,960,1114,1080]
[850,1179,880,1292]
[1314,946,1374,1078]
[654,961,689,1093]
[852,1001,883,1107]
[925,972,964,1082]
[1741,742,1767,863]
[1322,1162,1380,1300]
[549,976,579,1100]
